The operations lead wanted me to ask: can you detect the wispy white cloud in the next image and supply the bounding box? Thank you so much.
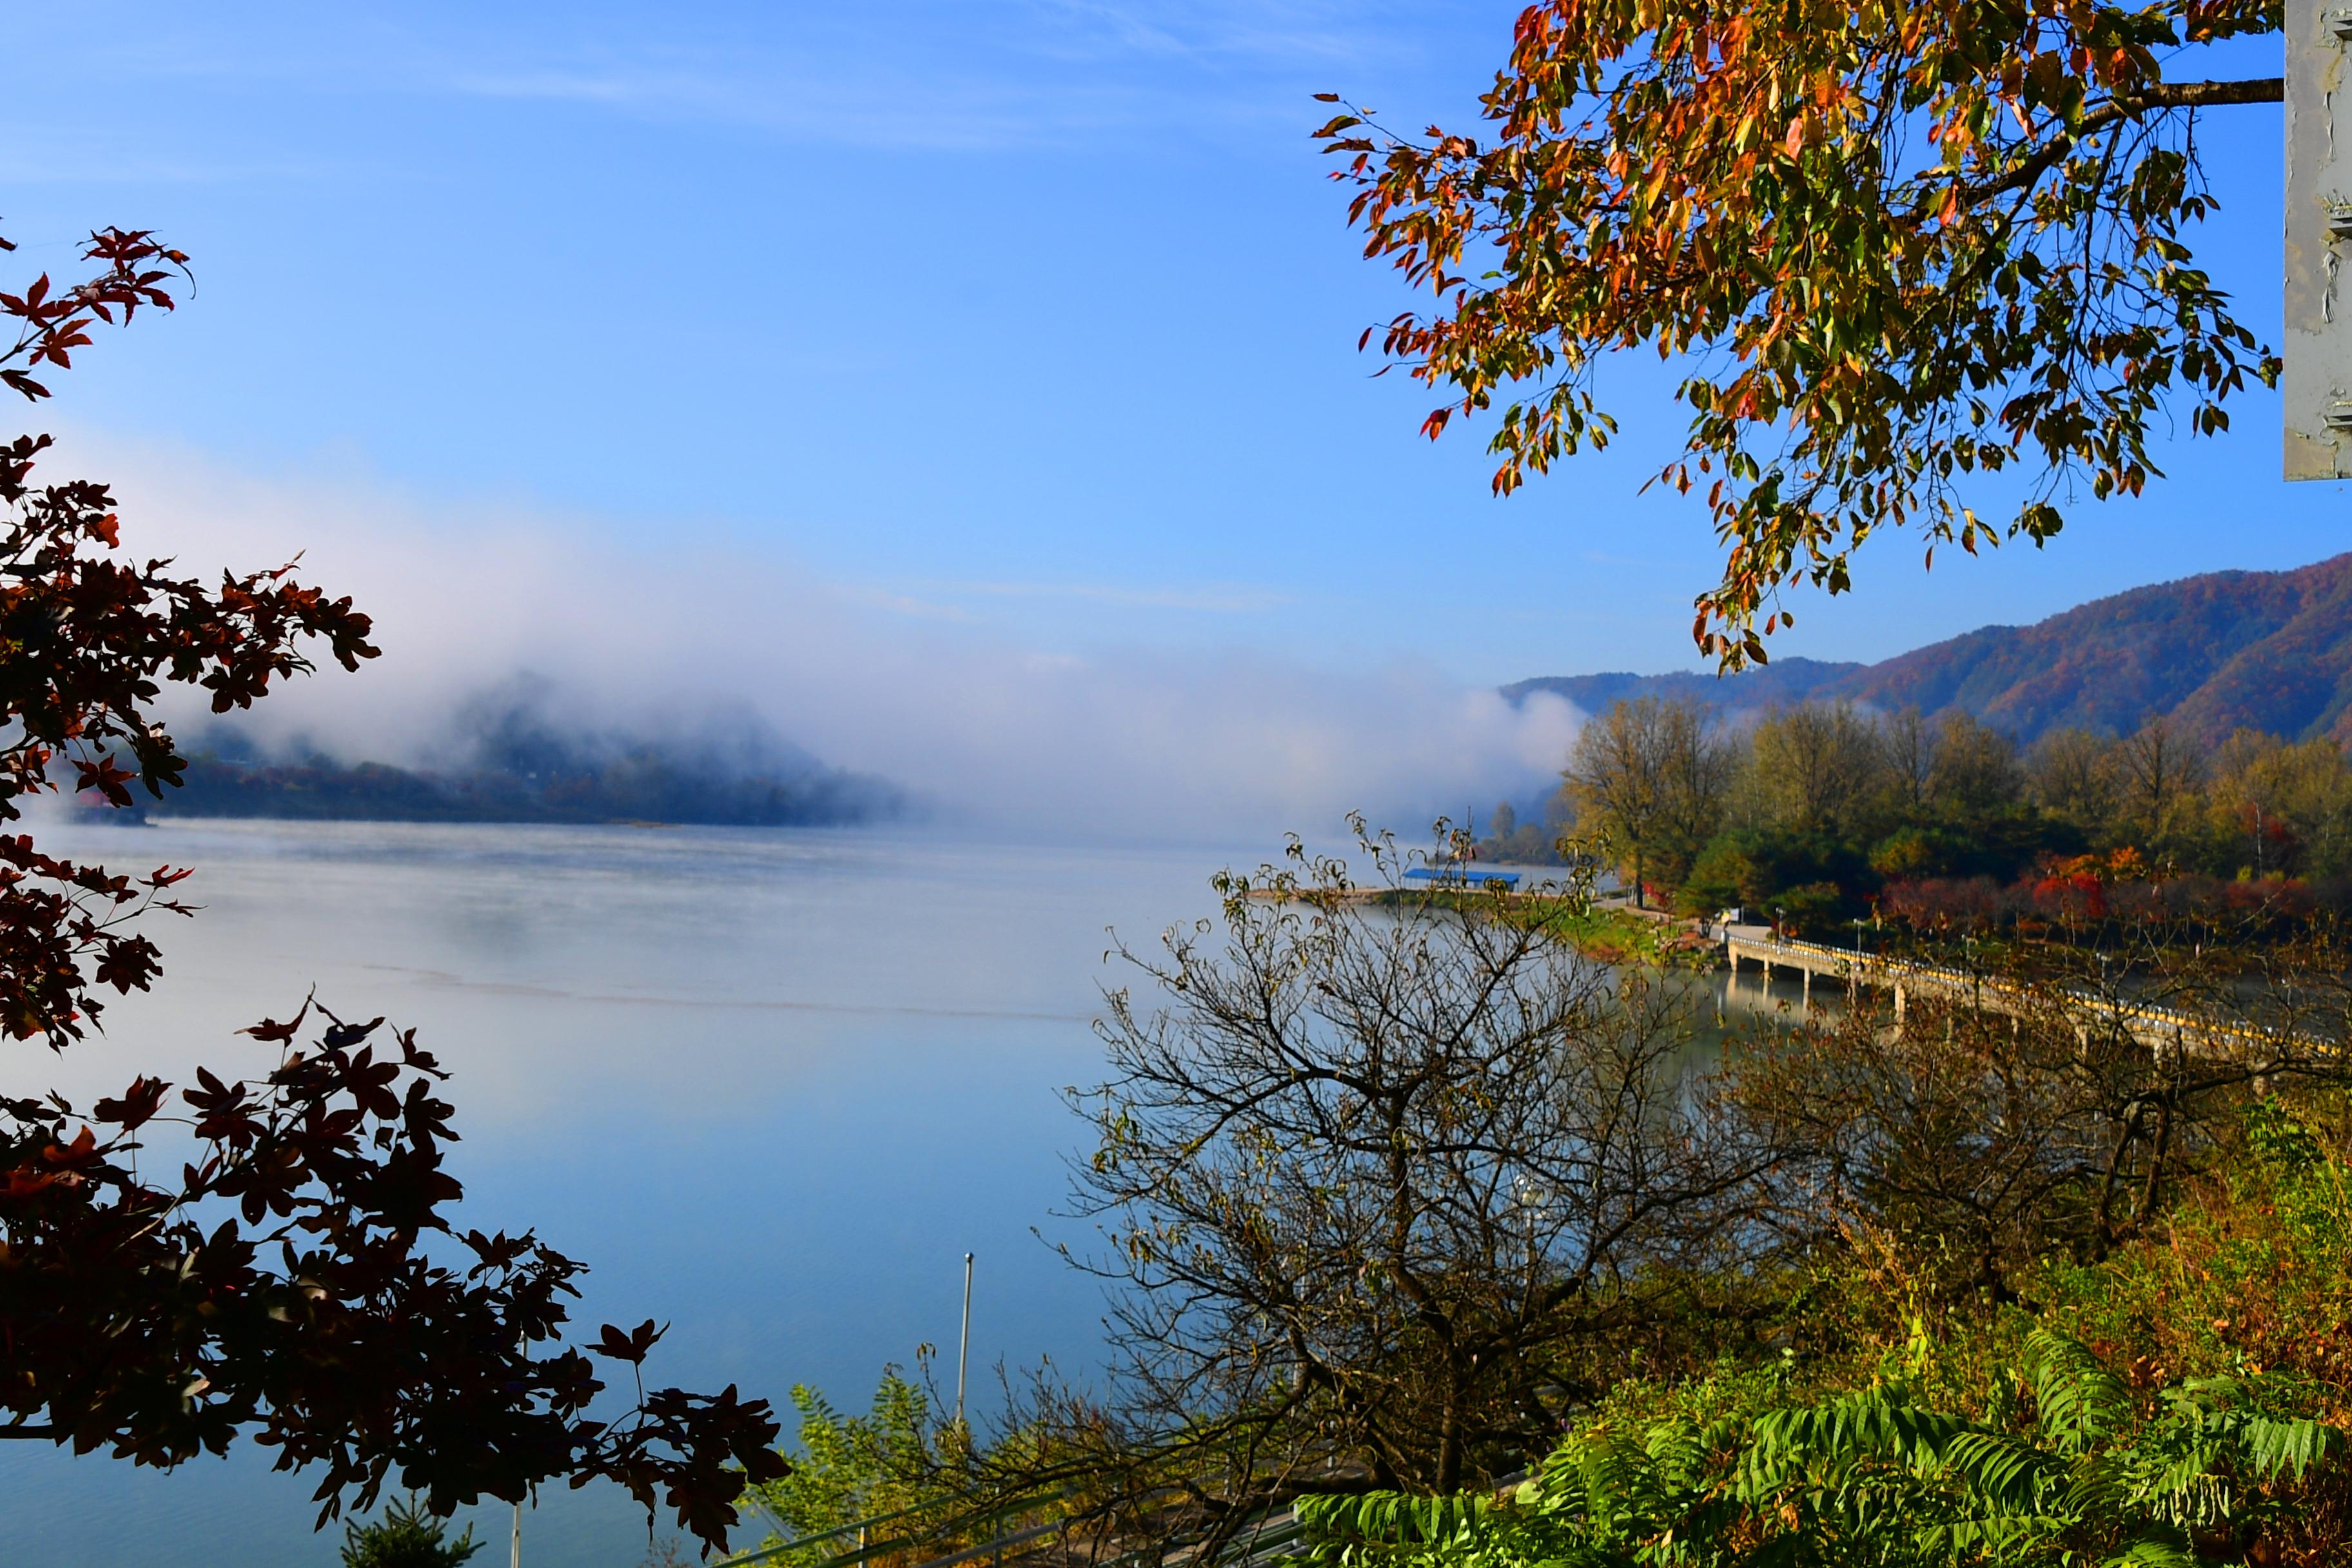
[435,55,1117,152]
[6,2,1460,155]
[1012,0,1384,65]
[915,579,1291,613]
[832,585,986,623]
[0,124,361,188]
[428,46,1302,152]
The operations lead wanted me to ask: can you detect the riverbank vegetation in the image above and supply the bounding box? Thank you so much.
[759,827,2352,1565]
[1553,697,2352,950]
[1291,1084,2352,1566]
[164,692,899,828]
[1520,900,1707,967]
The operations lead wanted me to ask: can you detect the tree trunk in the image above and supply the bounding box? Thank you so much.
[1435,1369,1465,1493]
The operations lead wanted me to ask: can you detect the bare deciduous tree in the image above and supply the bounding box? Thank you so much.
[1879,706,1936,815]
[1730,936,2349,1305]
[2204,730,2352,879]
[2026,728,2119,834]
[1748,702,1885,836]
[1563,698,1730,906]
[2115,718,2208,854]
[1063,828,1770,1509]
[1925,712,2023,819]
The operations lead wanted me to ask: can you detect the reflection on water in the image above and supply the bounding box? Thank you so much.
[3,819,1260,1568]
[3,823,1844,1565]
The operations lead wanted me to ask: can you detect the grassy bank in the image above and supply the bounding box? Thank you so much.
[1523,901,1714,968]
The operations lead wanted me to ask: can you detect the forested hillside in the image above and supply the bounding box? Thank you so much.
[162,749,897,828]
[150,690,901,828]
[1509,553,2352,745]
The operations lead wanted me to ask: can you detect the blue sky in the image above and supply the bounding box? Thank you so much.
[5,1,2338,695]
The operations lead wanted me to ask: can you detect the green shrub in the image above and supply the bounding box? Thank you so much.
[338,1496,481,1568]
[2017,1100,2352,1433]
[1678,838,1761,916]
[1291,1333,2338,1567]
[741,1367,986,1568]
[1677,828,1868,930]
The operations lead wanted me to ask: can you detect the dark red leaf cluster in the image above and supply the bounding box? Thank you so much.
[0,226,184,404]
[1,1001,785,1540]
[1882,867,2340,938]
[0,226,785,1552]
[0,396,374,1050]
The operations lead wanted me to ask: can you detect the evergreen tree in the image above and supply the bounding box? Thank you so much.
[340,1496,482,1568]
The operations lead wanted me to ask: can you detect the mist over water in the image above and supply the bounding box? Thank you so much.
[55,431,1585,844]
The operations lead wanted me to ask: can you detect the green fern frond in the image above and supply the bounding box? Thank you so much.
[1293,1337,2344,1568]
[1939,1429,2060,1515]
[1642,1418,1712,1490]
[2101,1531,2199,1567]
[2022,1331,2132,1456]
[1740,1384,1965,1500]
[2239,1413,2335,1478]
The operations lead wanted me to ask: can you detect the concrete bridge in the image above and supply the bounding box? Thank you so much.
[1721,928,2288,1059]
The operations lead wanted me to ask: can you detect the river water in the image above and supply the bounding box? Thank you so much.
[3,818,1272,1567]
[3,819,1813,1566]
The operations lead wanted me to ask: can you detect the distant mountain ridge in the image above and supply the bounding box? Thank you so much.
[1505,553,2352,746]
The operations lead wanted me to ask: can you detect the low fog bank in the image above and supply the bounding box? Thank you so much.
[177,676,903,827]
[60,433,1583,843]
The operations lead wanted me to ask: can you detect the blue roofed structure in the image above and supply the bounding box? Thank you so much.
[1401,866,1521,890]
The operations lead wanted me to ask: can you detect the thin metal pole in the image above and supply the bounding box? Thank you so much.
[512,1333,525,1568]
[956,1252,974,1431]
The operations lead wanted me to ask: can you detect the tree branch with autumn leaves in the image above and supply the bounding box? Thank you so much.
[1318,0,2285,667]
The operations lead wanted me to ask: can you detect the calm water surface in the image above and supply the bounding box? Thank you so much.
[4,818,1265,1567]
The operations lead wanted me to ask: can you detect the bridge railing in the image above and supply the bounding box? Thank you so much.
[1725,933,2291,1050]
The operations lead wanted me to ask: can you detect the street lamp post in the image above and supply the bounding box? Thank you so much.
[956,1253,974,1433]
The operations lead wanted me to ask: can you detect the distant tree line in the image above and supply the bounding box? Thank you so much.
[165,747,899,829]
[1527,697,2352,937]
